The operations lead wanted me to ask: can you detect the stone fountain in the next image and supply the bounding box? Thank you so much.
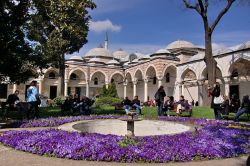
[120,112,142,137]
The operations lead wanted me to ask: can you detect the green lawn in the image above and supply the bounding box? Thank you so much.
[1,105,250,122]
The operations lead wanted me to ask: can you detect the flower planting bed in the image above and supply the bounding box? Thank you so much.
[0,116,250,163]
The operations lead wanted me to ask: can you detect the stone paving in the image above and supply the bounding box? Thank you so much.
[0,144,248,166]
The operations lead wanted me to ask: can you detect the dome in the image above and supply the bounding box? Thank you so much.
[88,57,105,63]
[113,49,129,59]
[131,58,139,63]
[107,59,120,65]
[155,49,171,54]
[69,56,83,61]
[239,41,250,50]
[85,47,112,58]
[166,40,195,50]
[134,52,145,58]
[139,54,151,60]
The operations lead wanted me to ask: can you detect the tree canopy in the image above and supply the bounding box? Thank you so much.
[0,0,96,85]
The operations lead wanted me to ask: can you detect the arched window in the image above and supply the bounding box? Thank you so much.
[94,77,98,85]
[153,76,157,85]
[231,69,238,78]
[70,73,77,80]
[166,73,170,83]
[48,72,56,79]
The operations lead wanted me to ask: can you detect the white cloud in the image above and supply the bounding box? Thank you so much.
[89,20,121,33]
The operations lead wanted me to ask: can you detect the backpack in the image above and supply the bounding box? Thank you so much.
[155,91,160,101]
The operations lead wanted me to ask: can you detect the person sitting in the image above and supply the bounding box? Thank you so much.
[6,90,27,119]
[176,95,190,114]
[235,95,250,121]
[220,95,230,119]
[74,96,92,115]
[163,96,175,114]
[131,96,141,114]
[61,95,74,114]
[122,97,132,114]
[229,94,240,113]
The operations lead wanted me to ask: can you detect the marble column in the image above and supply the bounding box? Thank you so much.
[38,80,43,94]
[123,82,127,99]
[133,80,137,97]
[105,81,109,89]
[181,83,185,96]
[224,77,230,97]
[13,84,17,93]
[157,76,163,88]
[86,81,89,97]
[64,79,69,97]
[144,78,148,102]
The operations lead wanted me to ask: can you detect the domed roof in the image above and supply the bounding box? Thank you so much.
[131,58,139,63]
[239,41,250,50]
[69,56,83,61]
[107,59,120,65]
[113,49,129,59]
[88,57,105,63]
[85,47,112,58]
[166,40,195,50]
[155,49,171,54]
[139,54,151,60]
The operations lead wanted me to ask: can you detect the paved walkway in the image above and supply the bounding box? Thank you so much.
[0,144,248,166]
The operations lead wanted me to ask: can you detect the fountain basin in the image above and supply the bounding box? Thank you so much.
[59,119,192,136]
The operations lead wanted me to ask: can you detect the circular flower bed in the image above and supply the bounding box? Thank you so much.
[1,116,250,163]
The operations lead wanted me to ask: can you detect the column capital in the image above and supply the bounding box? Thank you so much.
[133,78,138,85]
[157,75,164,81]
[144,78,149,83]
[64,79,69,84]
[123,82,128,86]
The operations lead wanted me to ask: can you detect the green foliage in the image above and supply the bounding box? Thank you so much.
[94,97,122,107]
[0,0,40,82]
[53,96,64,106]
[118,137,140,148]
[99,82,118,98]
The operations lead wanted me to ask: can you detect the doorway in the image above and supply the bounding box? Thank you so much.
[229,85,239,99]
[50,86,57,99]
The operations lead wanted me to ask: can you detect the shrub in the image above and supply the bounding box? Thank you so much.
[94,97,122,107]
[53,96,64,106]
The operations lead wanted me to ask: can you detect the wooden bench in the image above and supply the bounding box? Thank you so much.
[0,101,30,120]
[163,104,192,117]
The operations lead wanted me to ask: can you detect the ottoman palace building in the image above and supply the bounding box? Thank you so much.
[1,36,250,106]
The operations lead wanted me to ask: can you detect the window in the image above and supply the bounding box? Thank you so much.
[0,84,7,98]
[48,72,56,79]
[166,73,170,83]
[94,77,98,85]
[111,78,114,83]
[231,69,238,78]
[70,73,77,80]
[153,77,157,85]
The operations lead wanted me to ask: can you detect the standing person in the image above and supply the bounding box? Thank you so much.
[27,80,39,119]
[209,82,223,120]
[155,86,166,116]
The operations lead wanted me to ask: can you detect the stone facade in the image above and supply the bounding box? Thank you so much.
[1,40,250,106]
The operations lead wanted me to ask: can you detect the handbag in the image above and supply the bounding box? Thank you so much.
[213,95,224,104]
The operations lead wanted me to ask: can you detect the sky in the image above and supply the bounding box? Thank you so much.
[69,0,250,58]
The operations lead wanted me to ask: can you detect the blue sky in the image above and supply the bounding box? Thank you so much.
[69,0,250,57]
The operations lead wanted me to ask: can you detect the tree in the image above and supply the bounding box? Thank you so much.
[183,0,235,86]
[0,0,40,83]
[99,82,118,98]
[28,0,96,96]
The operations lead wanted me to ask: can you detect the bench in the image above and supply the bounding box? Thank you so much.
[163,104,192,117]
[0,101,30,120]
[113,103,142,114]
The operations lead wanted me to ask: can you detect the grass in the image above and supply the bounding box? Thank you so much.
[1,105,250,122]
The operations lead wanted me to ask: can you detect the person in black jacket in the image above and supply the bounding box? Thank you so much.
[122,97,132,114]
[131,96,141,114]
[155,86,166,116]
[209,82,222,120]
